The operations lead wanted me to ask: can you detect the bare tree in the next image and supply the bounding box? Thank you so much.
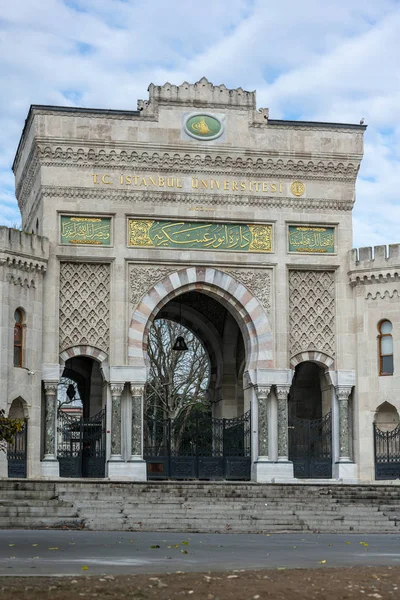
[145,319,210,421]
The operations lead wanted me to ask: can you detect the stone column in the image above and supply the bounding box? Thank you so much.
[128,383,147,481]
[42,382,59,477]
[276,385,291,461]
[256,385,271,459]
[335,386,352,461]
[130,384,143,458]
[110,384,124,459]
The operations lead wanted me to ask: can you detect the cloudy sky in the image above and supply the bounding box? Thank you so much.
[0,0,399,247]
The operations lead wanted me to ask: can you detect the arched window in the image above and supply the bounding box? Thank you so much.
[378,320,393,376]
[13,309,24,368]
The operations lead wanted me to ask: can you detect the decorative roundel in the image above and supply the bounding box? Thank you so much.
[184,113,224,141]
[290,181,306,197]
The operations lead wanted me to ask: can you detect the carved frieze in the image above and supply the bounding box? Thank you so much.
[224,268,272,315]
[129,265,178,309]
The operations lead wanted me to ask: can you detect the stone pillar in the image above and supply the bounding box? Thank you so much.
[129,383,147,480]
[336,386,352,461]
[276,385,291,461]
[41,382,59,478]
[130,385,143,458]
[333,386,357,481]
[256,385,271,459]
[110,384,124,459]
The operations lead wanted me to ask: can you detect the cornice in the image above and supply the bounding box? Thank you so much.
[0,253,48,273]
[348,269,400,286]
[41,185,354,211]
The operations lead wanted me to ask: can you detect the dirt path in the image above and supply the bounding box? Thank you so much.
[1,566,399,599]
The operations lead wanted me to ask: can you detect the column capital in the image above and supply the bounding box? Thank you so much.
[335,386,353,401]
[130,383,144,397]
[43,381,58,395]
[275,385,291,400]
[255,385,272,401]
[110,383,124,397]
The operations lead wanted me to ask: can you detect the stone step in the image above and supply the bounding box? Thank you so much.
[0,499,74,507]
[0,506,79,517]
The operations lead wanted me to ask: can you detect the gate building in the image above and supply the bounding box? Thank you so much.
[1,78,399,483]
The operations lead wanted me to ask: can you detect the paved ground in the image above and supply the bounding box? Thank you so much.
[1,530,400,576]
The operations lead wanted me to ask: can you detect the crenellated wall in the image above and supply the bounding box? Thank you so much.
[0,227,49,478]
[349,244,400,480]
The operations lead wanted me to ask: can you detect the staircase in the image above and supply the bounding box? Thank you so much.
[1,480,400,533]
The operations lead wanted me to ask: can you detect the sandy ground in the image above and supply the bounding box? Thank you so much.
[1,566,400,599]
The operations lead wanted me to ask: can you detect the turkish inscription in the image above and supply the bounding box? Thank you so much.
[288,225,334,254]
[92,174,303,195]
[128,219,273,253]
[61,216,111,246]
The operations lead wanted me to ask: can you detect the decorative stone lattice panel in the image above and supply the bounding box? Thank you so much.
[224,269,271,315]
[59,262,110,352]
[289,270,335,357]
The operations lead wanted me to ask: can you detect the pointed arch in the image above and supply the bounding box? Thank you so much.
[128,266,273,374]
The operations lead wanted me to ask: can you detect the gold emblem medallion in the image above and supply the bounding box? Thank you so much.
[290,181,306,197]
[184,113,224,141]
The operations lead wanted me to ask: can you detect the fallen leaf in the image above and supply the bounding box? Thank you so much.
[167,546,172,549]
[319,560,327,564]
[182,541,189,545]
[32,544,38,547]
[346,542,351,545]
[174,544,179,548]
[180,549,188,554]
[81,565,89,571]
[48,547,59,550]
[9,544,15,547]
[150,545,160,549]
[293,546,297,548]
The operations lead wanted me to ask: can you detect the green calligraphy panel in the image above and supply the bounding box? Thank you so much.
[288,225,335,254]
[60,216,111,246]
[128,219,272,253]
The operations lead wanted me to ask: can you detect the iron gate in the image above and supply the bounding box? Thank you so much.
[374,423,400,480]
[7,420,27,478]
[144,410,251,480]
[57,408,106,478]
[289,412,332,478]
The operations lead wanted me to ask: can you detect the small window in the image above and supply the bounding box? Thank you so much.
[13,309,24,368]
[379,320,393,376]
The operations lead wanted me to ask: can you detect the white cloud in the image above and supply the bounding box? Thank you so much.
[0,0,400,246]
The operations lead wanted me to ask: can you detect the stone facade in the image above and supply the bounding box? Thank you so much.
[1,77,396,483]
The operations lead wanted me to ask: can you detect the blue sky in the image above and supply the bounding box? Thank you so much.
[1,0,400,247]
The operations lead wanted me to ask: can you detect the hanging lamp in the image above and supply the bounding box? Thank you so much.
[172,297,188,352]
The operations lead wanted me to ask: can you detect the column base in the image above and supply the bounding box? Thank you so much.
[108,460,147,481]
[253,460,294,483]
[41,458,60,478]
[333,461,358,482]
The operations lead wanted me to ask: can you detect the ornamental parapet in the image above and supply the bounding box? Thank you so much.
[348,245,400,286]
[0,227,49,274]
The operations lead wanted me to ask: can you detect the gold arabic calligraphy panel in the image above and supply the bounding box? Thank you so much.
[128,219,272,253]
[288,225,335,253]
[61,216,111,246]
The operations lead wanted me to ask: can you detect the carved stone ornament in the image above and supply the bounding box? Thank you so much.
[43,382,58,395]
[224,268,271,314]
[275,385,291,400]
[110,384,124,397]
[129,265,179,308]
[289,270,335,358]
[130,384,144,398]
[59,262,110,353]
[256,385,272,401]
[335,386,352,401]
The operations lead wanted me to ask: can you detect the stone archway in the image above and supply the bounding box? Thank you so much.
[129,267,273,481]
[128,266,273,377]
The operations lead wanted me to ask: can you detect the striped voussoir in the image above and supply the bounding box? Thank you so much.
[128,266,273,370]
[60,345,108,365]
[290,350,334,369]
